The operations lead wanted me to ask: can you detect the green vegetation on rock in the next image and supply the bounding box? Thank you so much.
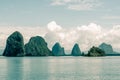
[71,43,81,56]
[87,46,105,57]
[3,31,25,57]
[52,42,65,56]
[99,43,113,54]
[25,36,52,56]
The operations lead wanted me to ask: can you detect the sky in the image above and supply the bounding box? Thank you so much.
[0,0,120,52]
[0,0,120,27]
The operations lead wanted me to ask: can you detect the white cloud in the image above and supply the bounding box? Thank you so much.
[68,4,93,11]
[51,0,65,5]
[94,25,120,52]
[45,21,120,52]
[102,16,120,20]
[75,23,102,51]
[1,21,120,53]
[77,23,101,32]
[45,22,102,51]
[51,0,101,11]
[47,21,62,31]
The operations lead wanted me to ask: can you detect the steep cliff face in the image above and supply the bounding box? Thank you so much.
[99,43,113,54]
[25,36,52,56]
[87,46,105,57]
[52,42,65,56]
[3,31,25,57]
[71,43,81,56]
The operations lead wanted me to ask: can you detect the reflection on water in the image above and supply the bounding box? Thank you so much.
[81,59,102,80]
[7,58,23,80]
[0,59,7,80]
[0,56,120,80]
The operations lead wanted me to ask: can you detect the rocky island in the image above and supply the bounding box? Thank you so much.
[87,46,105,57]
[71,43,81,56]
[25,36,52,56]
[99,43,113,54]
[99,43,120,56]
[2,31,119,57]
[52,42,65,56]
[3,31,25,57]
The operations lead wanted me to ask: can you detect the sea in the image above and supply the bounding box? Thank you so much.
[0,56,120,80]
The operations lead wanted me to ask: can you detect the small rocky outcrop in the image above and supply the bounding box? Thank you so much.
[3,31,25,57]
[52,42,65,56]
[99,43,113,54]
[25,36,52,56]
[71,43,81,56]
[87,46,105,57]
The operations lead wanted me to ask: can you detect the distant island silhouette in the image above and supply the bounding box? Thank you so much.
[2,31,120,57]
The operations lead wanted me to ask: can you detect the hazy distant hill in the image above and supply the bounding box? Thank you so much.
[99,43,120,56]
[0,49,4,56]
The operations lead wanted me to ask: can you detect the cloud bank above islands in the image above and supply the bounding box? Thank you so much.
[0,21,120,52]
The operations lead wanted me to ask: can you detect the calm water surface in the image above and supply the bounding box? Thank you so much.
[0,56,120,80]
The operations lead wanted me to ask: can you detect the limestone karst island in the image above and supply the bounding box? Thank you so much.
[2,31,120,57]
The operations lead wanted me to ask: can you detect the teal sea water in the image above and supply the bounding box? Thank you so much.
[0,56,120,80]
